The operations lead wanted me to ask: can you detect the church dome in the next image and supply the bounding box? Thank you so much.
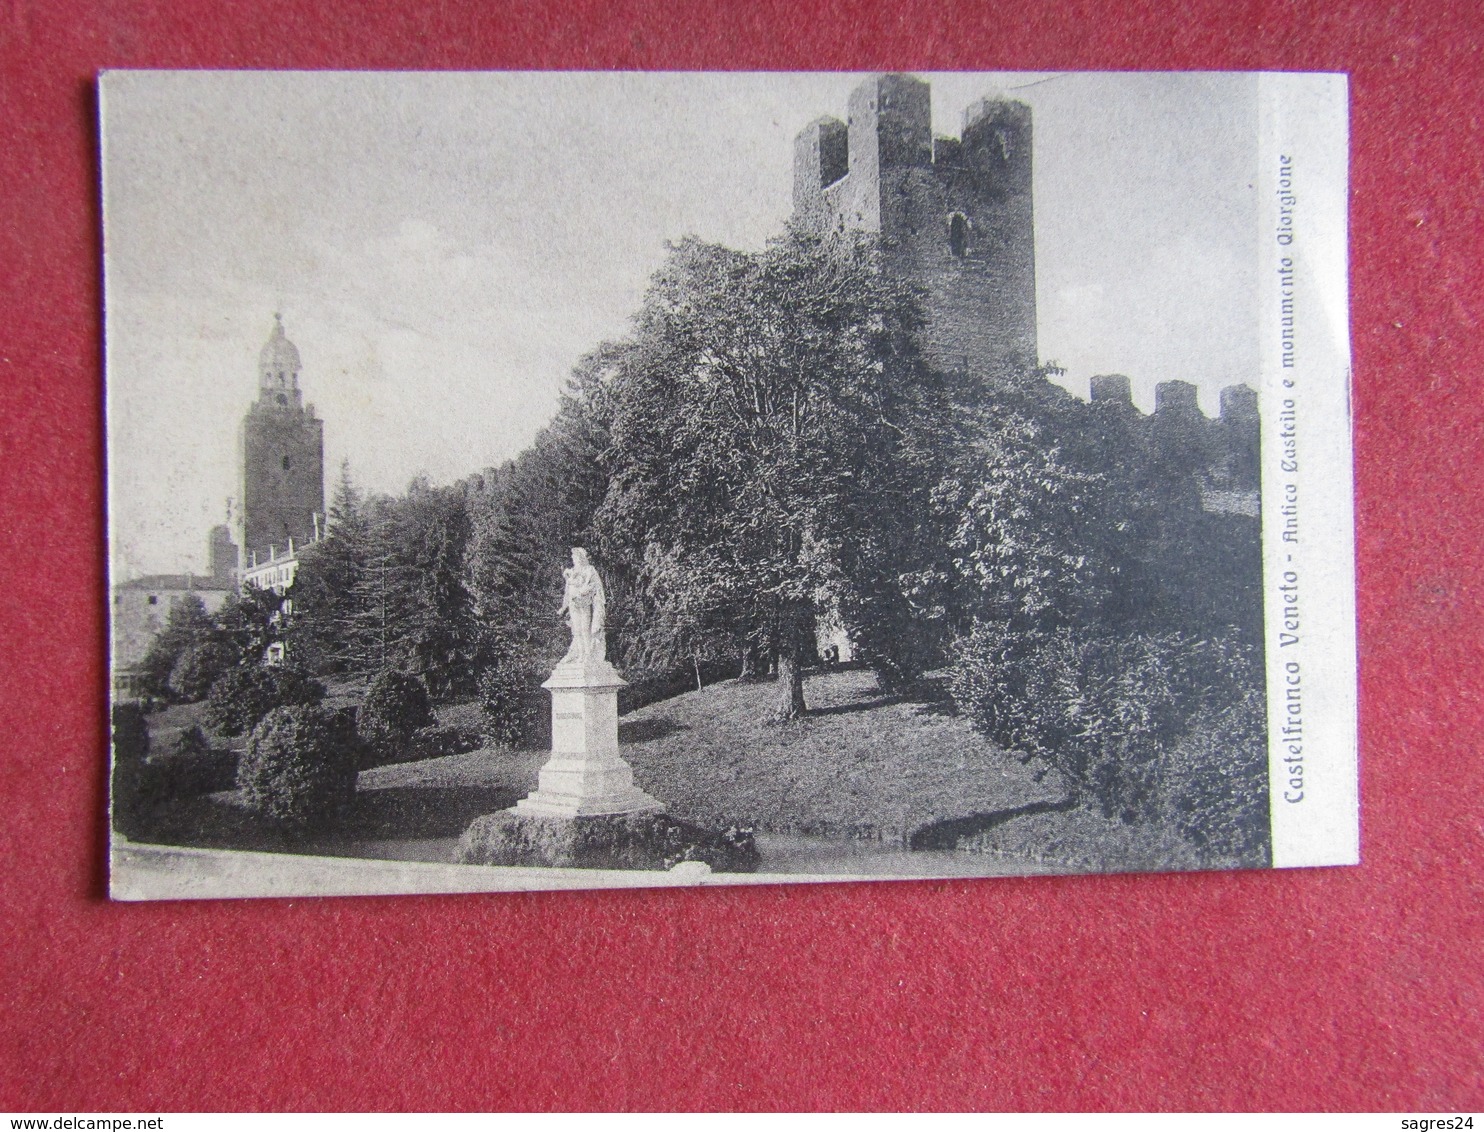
[258,314,301,376]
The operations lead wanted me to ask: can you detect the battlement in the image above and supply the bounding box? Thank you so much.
[1090,373,1134,406]
[792,73,1037,382]
[1084,376,1260,513]
[787,77,1255,524]
[1220,383,1258,423]
[793,74,1032,232]
[1088,375,1257,425]
[932,136,963,167]
[1156,380,1200,416]
[847,72,932,175]
[793,116,849,214]
[960,96,1033,194]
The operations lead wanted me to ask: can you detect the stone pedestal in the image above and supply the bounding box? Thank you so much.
[514,657,665,818]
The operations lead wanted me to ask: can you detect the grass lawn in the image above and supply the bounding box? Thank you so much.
[363,668,1225,870]
[614,667,1070,843]
[359,669,1069,847]
[127,668,1236,873]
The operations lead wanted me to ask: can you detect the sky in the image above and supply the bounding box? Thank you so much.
[102,70,1259,579]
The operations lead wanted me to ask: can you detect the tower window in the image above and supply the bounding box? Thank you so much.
[282,455,292,470]
[948,213,968,258]
[276,393,287,406]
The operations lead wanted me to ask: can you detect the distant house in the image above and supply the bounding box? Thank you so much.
[111,573,235,698]
[240,539,307,596]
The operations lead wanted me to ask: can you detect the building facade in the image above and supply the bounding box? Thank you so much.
[111,568,235,698]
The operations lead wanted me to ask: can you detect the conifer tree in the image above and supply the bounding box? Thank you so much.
[465,361,611,668]
[286,461,372,674]
[137,593,218,700]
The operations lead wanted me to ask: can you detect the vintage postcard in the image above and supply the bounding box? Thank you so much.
[101,71,1356,900]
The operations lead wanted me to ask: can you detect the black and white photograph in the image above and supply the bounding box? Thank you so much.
[102,70,1356,899]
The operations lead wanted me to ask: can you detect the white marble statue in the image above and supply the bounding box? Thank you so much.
[558,547,607,665]
[518,548,659,818]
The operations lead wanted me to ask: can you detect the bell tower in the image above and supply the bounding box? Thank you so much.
[239,314,325,569]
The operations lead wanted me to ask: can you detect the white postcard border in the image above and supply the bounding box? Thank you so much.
[1258,72,1359,868]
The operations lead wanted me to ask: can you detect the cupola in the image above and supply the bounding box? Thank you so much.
[257,313,303,408]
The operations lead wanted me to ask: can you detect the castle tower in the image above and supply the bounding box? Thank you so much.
[239,315,324,567]
[793,74,1038,382]
[208,522,238,584]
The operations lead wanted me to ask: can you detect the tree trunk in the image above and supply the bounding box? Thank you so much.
[739,645,758,681]
[771,650,807,723]
[769,608,809,723]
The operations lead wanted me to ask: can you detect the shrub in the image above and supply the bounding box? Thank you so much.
[407,724,483,762]
[167,639,235,703]
[949,624,1265,830]
[358,669,436,762]
[238,705,361,827]
[172,722,211,758]
[478,664,541,749]
[1162,689,1270,867]
[110,702,152,838]
[111,701,150,765]
[147,725,239,798]
[204,664,326,737]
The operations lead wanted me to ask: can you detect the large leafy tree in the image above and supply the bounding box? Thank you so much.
[593,230,963,721]
[915,402,1112,638]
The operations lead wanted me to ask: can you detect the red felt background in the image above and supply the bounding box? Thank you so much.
[1,0,1481,1112]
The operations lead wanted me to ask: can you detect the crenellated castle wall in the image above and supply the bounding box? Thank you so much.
[793,74,1038,382]
[794,73,1261,537]
[1089,376,1261,514]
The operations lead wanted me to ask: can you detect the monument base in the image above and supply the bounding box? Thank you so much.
[462,645,757,871]
[513,654,665,817]
[514,753,666,817]
[456,810,760,873]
